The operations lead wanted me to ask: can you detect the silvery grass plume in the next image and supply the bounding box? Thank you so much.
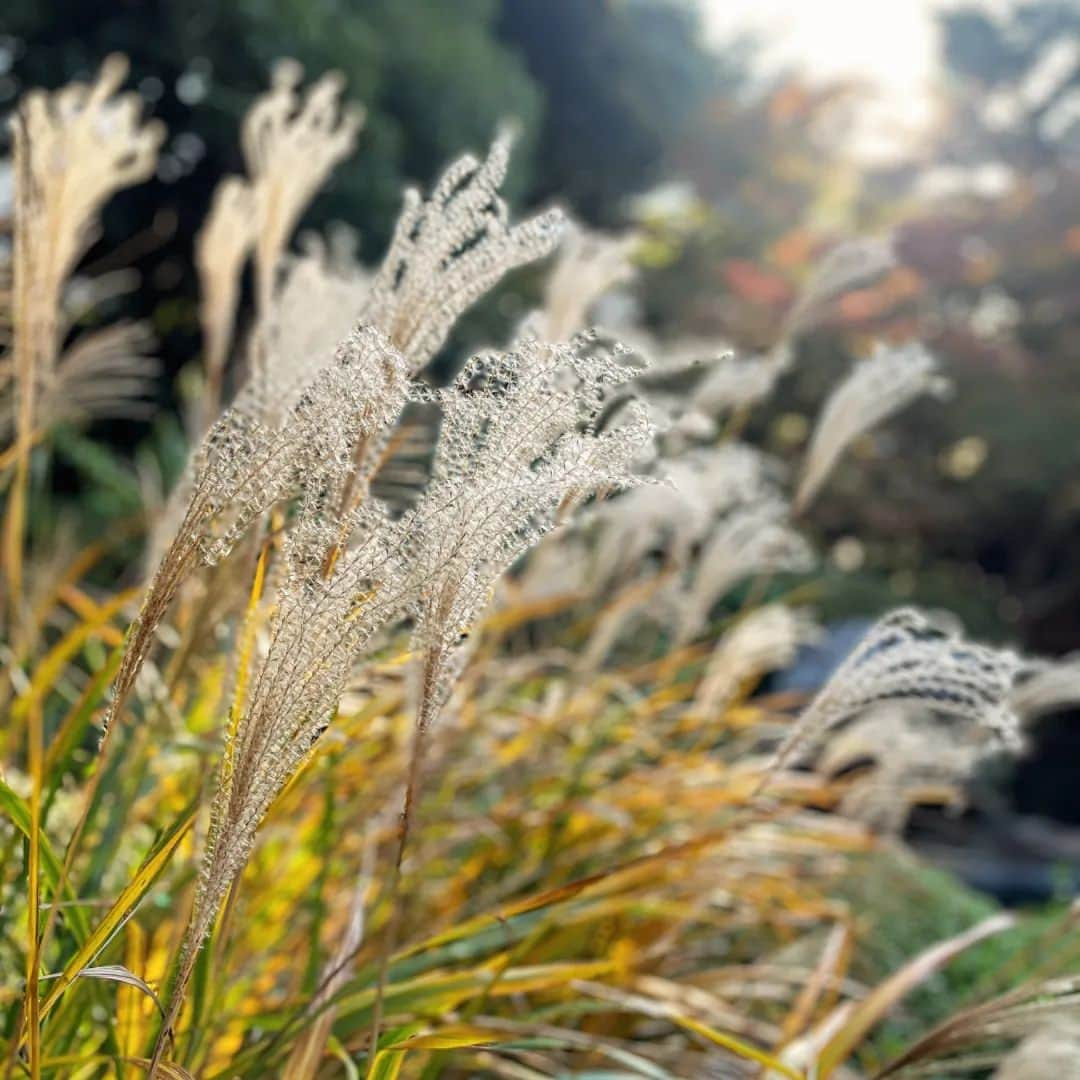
[245,131,563,432]
[529,221,638,343]
[793,341,951,514]
[814,702,989,832]
[685,346,791,422]
[158,126,557,567]
[693,604,822,715]
[244,131,562,508]
[195,61,360,424]
[195,176,256,419]
[574,445,790,672]
[8,54,163,424]
[571,446,783,673]
[241,60,364,313]
[612,338,759,453]
[768,608,1036,782]
[5,54,163,629]
[364,334,653,1062]
[243,234,374,432]
[359,129,564,373]
[152,498,412,1069]
[815,651,1080,832]
[3,320,159,441]
[675,497,815,644]
[782,235,896,337]
[156,62,364,557]
[103,327,409,744]
[404,337,652,728]
[589,443,783,590]
[270,232,372,369]
[146,333,409,1075]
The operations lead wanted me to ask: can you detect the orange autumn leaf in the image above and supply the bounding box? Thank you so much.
[723,259,794,306]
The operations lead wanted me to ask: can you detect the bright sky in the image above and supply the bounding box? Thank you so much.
[700,0,1002,160]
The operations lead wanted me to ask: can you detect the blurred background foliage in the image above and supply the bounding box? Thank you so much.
[1,0,1078,650]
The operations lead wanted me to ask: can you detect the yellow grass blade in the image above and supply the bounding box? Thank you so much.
[11,586,141,728]
[674,1014,805,1080]
[816,911,1016,1078]
[39,801,199,1020]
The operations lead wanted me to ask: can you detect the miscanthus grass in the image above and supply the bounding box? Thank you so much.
[3,56,1078,1080]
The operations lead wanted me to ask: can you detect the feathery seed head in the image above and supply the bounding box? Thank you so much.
[773,607,1034,776]
[14,55,164,308]
[362,131,565,372]
[695,604,822,714]
[785,234,896,334]
[533,221,639,342]
[678,498,815,642]
[193,325,409,565]
[241,60,364,311]
[195,176,257,410]
[245,238,374,431]
[794,341,951,513]
[815,703,988,831]
[10,55,163,437]
[404,337,652,710]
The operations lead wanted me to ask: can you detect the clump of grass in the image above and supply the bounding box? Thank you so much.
[3,55,1078,1080]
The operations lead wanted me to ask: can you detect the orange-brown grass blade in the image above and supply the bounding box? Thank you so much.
[775,921,854,1051]
[571,979,805,1079]
[815,911,1016,1078]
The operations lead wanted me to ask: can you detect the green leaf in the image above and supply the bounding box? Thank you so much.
[0,778,91,945]
[39,799,199,1020]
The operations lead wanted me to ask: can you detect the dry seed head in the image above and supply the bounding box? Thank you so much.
[242,60,364,311]
[695,604,822,714]
[404,337,652,709]
[195,175,257,409]
[197,325,409,564]
[785,234,896,335]
[816,703,987,831]
[589,442,782,586]
[245,235,372,430]
[13,55,164,317]
[627,333,738,379]
[11,54,163,429]
[794,341,950,514]
[773,607,1032,774]
[111,327,407,742]
[677,498,814,642]
[361,130,564,372]
[193,500,409,950]
[10,320,158,438]
[181,321,409,953]
[624,339,790,456]
[534,221,638,341]
[689,348,790,417]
